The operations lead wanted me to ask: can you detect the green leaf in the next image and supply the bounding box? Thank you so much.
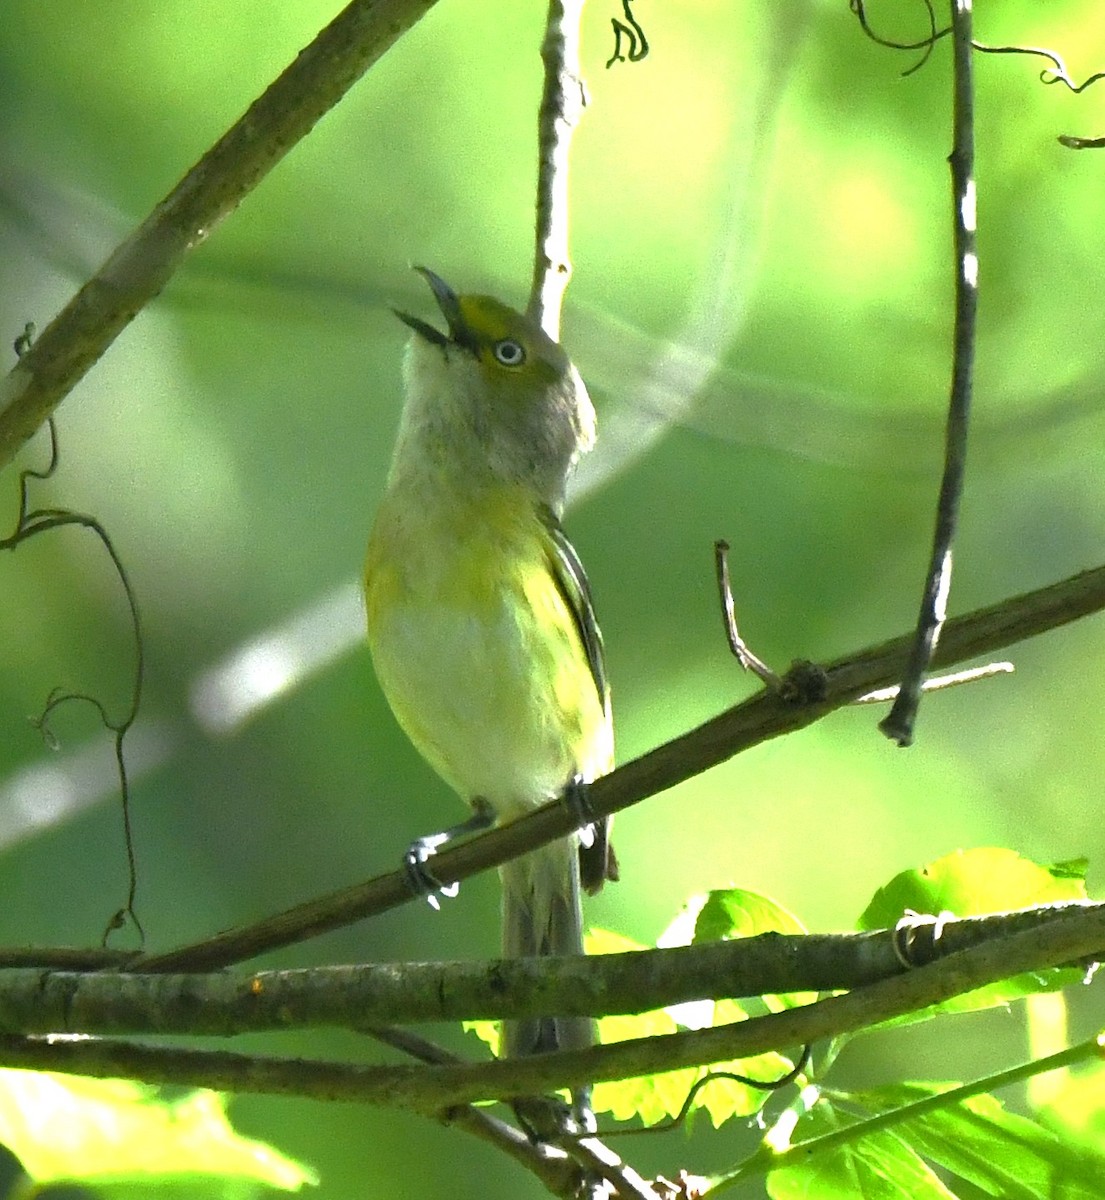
[859,849,1087,929]
[767,1096,957,1199]
[859,1082,1105,1199]
[587,926,797,1126]
[591,1006,693,1125]
[0,1071,315,1191]
[694,888,808,943]
[693,888,817,1013]
[858,849,1087,1017]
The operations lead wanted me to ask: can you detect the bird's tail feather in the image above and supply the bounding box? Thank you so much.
[500,838,595,1062]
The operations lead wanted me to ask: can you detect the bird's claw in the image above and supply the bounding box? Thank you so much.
[403,836,459,910]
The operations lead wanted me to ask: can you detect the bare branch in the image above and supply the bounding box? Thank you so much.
[1,905,1102,1112]
[528,0,587,339]
[0,0,439,474]
[363,1024,588,1197]
[2,902,1096,1037]
[881,0,978,746]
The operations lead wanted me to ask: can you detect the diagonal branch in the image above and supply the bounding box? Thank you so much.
[362,1024,590,1197]
[131,560,1105,973]
[0,0,439,474]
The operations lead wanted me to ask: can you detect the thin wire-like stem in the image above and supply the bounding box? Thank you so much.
[0,418,145,943]
[715,1035,1105,1192]
[528,0,587,339]
[881,0,978,747]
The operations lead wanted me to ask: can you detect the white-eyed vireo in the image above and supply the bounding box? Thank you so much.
[364,267,617,1081]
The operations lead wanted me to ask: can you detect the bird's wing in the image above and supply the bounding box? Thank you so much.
[539,505,608,715]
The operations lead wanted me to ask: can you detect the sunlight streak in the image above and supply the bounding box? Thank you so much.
[189,581,364,733]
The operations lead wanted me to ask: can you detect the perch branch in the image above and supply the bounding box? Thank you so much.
[128,559,1105,973]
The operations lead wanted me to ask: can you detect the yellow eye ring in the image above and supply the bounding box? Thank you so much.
[493,338,526,367]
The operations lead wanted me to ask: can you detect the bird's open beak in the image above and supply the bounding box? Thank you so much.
[393,266,468,348]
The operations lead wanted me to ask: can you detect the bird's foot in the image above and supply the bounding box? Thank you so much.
[402,797,496,909]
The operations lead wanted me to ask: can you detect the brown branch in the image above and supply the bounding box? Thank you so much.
[1,904,1102,1113]
[129,560,1105,974]
[0,902,1096,1038]
[363,1024,589,1198]
[0,0,439,475]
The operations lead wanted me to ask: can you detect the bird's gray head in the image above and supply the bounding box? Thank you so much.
[393,267,596,511]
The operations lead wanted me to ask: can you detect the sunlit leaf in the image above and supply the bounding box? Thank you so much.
[857,849,1087,1017]
[859,849,1088,928]
[694,887,817,1012]
[0,1071,315,1191]
[767,1096,956,1199]
[589,919,800,1125]
[694,887,807,943]
[859,1082,1105,1199]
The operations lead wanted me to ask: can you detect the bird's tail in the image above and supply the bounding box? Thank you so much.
[500,837,595,1065]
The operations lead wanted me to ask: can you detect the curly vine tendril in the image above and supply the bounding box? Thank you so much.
[850,0,1105,94]
[3,328,145,946]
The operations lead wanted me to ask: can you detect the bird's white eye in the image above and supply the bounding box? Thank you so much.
[493,338,526,367]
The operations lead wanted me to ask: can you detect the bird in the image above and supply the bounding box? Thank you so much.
[363,266,616,1115]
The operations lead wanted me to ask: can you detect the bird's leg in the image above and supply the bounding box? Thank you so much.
[564,775,617,894]
[404,796,495,909]
[561,774,597,845]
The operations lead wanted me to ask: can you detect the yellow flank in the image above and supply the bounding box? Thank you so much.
[364,477,612,819]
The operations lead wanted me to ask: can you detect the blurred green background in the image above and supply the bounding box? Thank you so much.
[2,0,1105,1194]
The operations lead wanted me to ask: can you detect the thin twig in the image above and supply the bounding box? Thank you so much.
[881,0,978,747]
[715,542,1011,704]
[852,0,1105,94]
[0,0,439,474]
[528,0,587,339]
[714,540,781,689]
[129,559,1105,973]
[361,1024,586,1196]
[1058,134,1105,150]
[857,660,1012,703]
